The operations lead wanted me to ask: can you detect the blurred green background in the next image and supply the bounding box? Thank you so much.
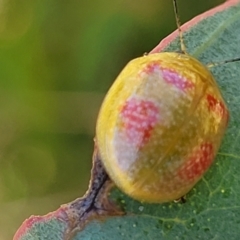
[0,0,223,239]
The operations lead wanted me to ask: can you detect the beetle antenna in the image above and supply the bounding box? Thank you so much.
[207,57,240,68]
[173,0,187,54]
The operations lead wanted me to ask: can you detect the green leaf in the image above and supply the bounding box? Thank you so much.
[14,1,240,239]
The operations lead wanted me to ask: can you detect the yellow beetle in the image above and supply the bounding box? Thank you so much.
[96,0,229,203]
[96,52,228,203]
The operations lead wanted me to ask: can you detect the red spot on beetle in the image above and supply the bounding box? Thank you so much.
[142,61,161,74]
[206,94,227,119]
[162,68,194,91]
[178,143,214,181]
[120,98,159,147]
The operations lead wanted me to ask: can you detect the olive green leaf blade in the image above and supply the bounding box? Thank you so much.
[14,0,240,239]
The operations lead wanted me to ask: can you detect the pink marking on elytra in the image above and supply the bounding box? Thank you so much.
[206,94,227,119]
[120,98,159,147]
[143,61,161,74]
[162,68,194,91]
[178,143,214,181]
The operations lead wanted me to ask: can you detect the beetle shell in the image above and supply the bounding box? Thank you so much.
[96,52,228,203]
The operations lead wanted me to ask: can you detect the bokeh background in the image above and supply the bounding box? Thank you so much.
[0,0,223,238]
